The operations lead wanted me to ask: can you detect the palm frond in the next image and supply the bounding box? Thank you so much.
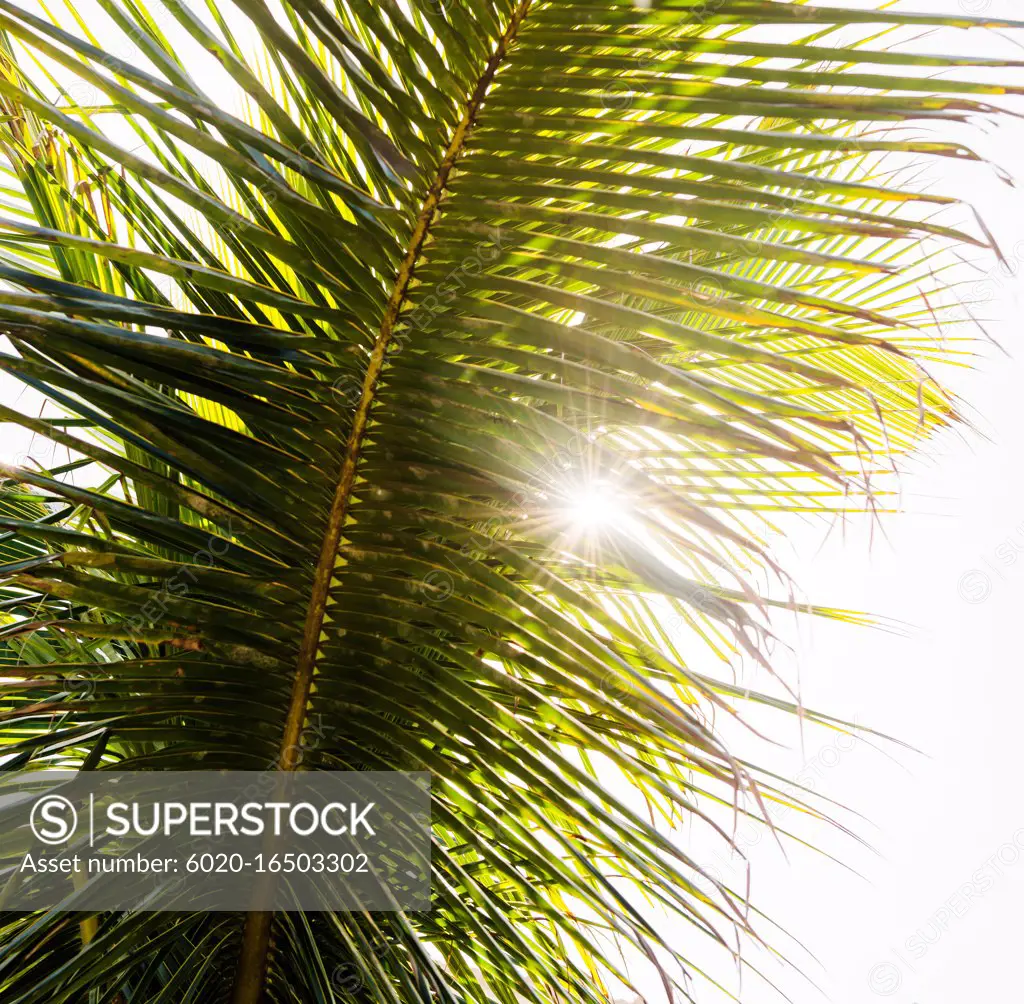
[0,0,1017,1001]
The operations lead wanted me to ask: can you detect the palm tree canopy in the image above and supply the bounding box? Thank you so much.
[0,0,1018,1001]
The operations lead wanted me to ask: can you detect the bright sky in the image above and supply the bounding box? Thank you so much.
[1,1,1023,1002]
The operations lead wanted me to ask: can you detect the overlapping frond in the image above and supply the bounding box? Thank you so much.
[0,0,1017,1001]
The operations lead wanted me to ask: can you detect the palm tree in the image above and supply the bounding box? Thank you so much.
[0,0,1018,1000]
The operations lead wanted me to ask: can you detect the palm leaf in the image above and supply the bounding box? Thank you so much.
[0,0,1016,1001]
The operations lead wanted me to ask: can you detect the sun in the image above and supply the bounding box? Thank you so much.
[565,481,625,530]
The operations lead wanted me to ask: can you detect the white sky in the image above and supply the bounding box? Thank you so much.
[2,1,1024,1002]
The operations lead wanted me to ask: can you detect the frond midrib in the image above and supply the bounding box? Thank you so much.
[230,2,534,1000]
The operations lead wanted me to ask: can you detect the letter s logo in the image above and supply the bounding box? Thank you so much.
[30,795,78,845]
